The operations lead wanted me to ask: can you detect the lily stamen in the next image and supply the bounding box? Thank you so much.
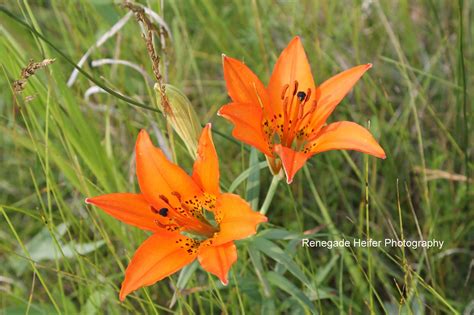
[282,80,299,145]
[280,83,289,100]
[304,87,312,102]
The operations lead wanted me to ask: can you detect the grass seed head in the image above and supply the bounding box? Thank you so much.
[13,58,55,94]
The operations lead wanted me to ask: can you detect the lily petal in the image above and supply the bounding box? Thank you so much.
[306,121,386,158]
[311,64,372,131]
[192,124,220,195]
[119,231,197,301]
[273,145,310,184]
[211,193,267,246]
[222,55,270,114]
[218,102,272,156]
[267,36,315,116]
[198,242,237,285]
[136,130,202,207]
[86,193,160,232]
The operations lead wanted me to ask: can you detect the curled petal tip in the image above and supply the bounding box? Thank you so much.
[375,147,386,159]
[119,287,127,302]
[138,129,148,138]
[220,278,229,286]
[222,54,229,63]
[286,177,294,184]
[286,36,302,48]
[84,198,91,204]
[366,63,373,69]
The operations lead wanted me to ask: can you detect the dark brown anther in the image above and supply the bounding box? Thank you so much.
[297,91,306,102]
[159,208,169,217]
[293,81,299,95]
[305,88,312,102]
[171,191,182,201]
[159,194,169,203]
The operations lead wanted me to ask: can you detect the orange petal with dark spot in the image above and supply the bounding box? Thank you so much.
[86,193,161,232]
[267,36,316,118]
[211,193,267,246]
[218,102,272,156]
[273,144,310,184]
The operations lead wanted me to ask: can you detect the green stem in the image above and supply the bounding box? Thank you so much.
[458,0,469,211]
[365,153,375,314]
[259,174,281,215]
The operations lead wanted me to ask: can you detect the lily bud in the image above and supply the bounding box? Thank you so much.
[154,83,201,158]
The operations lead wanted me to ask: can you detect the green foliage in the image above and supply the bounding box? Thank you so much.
[0,0,471,314]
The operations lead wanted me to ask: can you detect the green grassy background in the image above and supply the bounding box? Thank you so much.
[0,0,472,314]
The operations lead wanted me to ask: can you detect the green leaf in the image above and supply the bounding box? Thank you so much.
[229,161,267,193]
[169,260,199,307]
[258,228,300,240]
[247,246,272,298]
[251,237,311,289]
[80,288,114,315]
[275,239,300,275]
[266,271,315,313]
[3,305,59,315]
[314,254,340,285]
[9,223,105,275]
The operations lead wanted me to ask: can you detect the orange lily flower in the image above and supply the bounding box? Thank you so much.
[219,36,386,183]
[86,124,267,301]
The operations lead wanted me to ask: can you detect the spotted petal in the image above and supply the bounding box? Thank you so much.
[267,36,316,118]
[273,145,310,184]
[85,193,160,232]
[218,102,272,156]
[211,193,267,246]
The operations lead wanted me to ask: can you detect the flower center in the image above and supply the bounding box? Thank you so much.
[262,80,318,151]
[150,192,219,239]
